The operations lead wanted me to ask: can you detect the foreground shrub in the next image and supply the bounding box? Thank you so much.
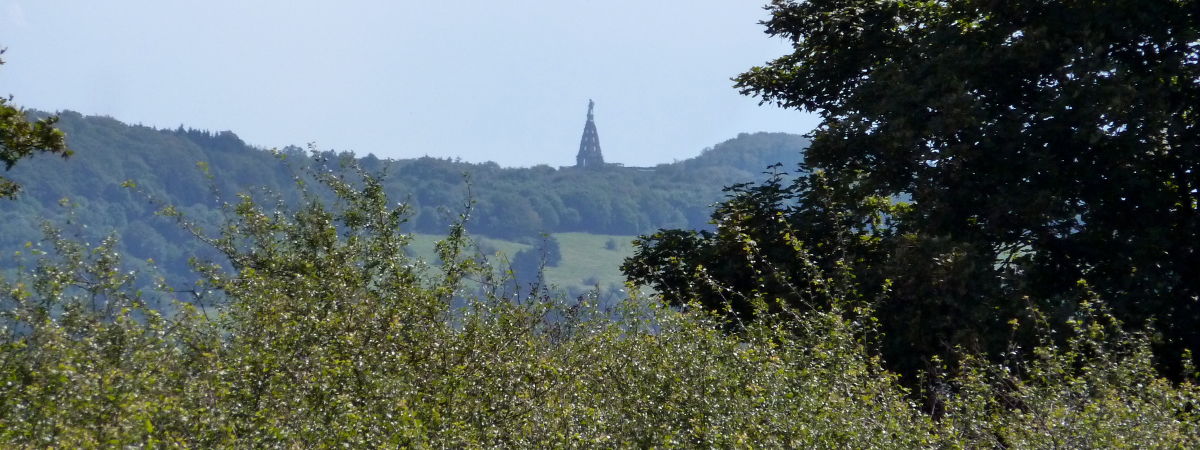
[938,297,1200,448]
[0,173,1196,446]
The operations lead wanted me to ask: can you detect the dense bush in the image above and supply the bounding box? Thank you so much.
[1,175,1196,446]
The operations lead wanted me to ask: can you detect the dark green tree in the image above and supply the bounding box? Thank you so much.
[629,0,1200,377]
[624,168,897,325]
[0,49,71,198]
[509,235,563,288]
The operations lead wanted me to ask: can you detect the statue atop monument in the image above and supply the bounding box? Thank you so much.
[576,99,605,169]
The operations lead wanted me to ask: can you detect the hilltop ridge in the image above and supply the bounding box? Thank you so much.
[1,110,806,285]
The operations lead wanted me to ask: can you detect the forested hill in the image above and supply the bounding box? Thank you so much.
[389,130,806,238]
[0,110,805,275]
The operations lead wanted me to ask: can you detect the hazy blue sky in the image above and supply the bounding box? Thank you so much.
[0,1,817,167]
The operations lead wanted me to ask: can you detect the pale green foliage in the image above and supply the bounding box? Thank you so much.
[0,172,1196,446]
[939,298,1200,448]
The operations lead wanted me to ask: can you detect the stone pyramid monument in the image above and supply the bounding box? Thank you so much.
[576,99,605,168]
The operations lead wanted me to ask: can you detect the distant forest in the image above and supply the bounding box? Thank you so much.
[0,110,806,283]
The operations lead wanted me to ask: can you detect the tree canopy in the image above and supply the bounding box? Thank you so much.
[628,0,1200,378]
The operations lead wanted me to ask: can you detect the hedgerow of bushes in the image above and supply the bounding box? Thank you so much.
[1,173,1196,447]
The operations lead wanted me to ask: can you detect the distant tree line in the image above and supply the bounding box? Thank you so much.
[372,132,806,239]
[0,110,806,286]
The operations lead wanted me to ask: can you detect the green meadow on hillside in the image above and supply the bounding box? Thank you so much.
[409,232,638,294]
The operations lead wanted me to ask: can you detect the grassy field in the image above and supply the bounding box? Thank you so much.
[409,232,639,293]
[543,232,638,290]
[408,233,532,264]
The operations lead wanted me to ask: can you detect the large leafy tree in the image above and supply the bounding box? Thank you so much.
[0,49,70,199]
[628,0,1200,377]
